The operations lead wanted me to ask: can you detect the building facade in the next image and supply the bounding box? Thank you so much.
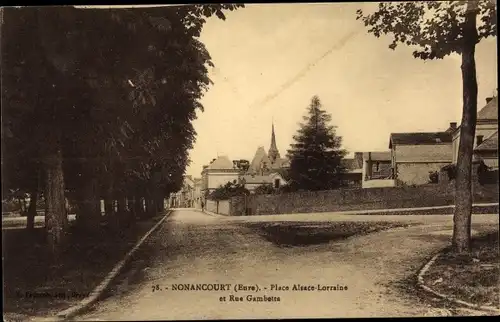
[452,96,498,169]
[201,155,241,200]
[390,131,453,186]
[361,151,395,188]
[193,178,203,208]
[169,175,195,208]
[240,172,287,193]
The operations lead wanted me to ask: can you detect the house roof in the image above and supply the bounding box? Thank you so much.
[249,146,272,172]
[389,132,452,148]
[206,155,234,170]
[241,175,276,184]
[478,96,498,120]
[475,131,498,151]
[270,157,290,169]
[341,158,361,170]
[362,151,391,161]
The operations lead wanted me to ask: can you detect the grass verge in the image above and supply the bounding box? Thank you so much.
[422,231,499,309]
[2,213,166,321]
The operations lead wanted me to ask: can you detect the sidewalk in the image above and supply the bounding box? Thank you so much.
[198,203,498,222]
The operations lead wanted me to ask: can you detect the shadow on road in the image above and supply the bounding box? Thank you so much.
[244,221,411,247]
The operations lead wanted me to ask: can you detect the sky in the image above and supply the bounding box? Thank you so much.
[186,3,498,178]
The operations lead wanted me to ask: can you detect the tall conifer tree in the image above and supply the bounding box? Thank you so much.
[287,96,347,191]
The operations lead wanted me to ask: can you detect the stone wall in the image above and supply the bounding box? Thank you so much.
[396,162,451,185]
[228,184,498,216]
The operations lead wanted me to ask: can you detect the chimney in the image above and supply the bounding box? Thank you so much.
[449,122,457,130]
[486,97,494,104]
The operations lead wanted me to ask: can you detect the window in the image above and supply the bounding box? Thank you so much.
[376,162,380,172]
[476,135,484,146]
[274,179,280,189]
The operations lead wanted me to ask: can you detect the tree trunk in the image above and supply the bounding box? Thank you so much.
[156,196,164,212]
[128,197,135,219]
[44,148,68,260]
[135,196,144,219]
[452,1,479,255]
[116,197,127,228]
[104,197,113,217]
[27,190,38,230]
[145,198,153,217]
[76,175,100,231]
[117,197,126,216]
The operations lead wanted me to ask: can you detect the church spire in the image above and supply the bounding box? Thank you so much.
[268,121,280,162]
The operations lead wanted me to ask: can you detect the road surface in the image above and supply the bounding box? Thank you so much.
[76,209,498,320]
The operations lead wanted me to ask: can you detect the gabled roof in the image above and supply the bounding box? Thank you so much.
[207,155,234,170]
[250,146,272,172]
[478,96,498,120]
[389,132,452,149]
[362,152,391,162]
[475,131,498,151]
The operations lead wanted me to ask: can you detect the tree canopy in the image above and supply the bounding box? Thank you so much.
[1,5,244,256]
[356,1,496,59]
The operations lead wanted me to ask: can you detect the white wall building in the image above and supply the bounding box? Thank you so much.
[201,156,241,199]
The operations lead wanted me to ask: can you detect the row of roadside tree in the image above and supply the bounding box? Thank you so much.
[1,5,243,260]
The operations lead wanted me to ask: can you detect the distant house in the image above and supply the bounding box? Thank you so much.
[240,172,287,193]
[201,155,241,198]
[362,151,394,188]
[389,129,453,186]
[451,96,498,169]
[199,122,290,197]
[193,178,203,208]
[169,175,195,208]
[340,153,363,187]
[474,131,498,169]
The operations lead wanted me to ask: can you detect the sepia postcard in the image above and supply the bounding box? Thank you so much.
[1,2,499,321]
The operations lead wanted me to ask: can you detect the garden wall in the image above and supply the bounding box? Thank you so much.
[229,183,498,216]
[206,199,230,215]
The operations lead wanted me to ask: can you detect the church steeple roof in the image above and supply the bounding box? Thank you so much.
[268,122,281,162]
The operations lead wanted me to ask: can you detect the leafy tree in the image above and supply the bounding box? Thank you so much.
[287,96,347,191]
[254,184,276,195]
[356,0,497,254]
[209,181,249,201]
